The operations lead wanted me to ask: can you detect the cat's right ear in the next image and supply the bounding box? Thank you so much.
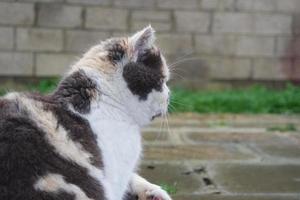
[129,25,156,60]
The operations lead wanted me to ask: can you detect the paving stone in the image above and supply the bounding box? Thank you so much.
[0,2,34,25]
[85,8,128,30]
[186,132,285,145]
[175,11,210,33]
[139,164,202,194]
[144,144,254,161]
[142,131,168,142]
[65,30,109,52]
[0,27,14,50]
[36,53,76,76]
[0,52,33,76]
[149,114,300,129]
[213,164,300,193]
[37,4,82,28]
[257,144,300,159]
[17,28,63,51]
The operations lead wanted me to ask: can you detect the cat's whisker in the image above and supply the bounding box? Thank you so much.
[168,51,194,69]
[169,57,202,69]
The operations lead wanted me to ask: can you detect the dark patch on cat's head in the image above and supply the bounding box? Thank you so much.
[123,47,165,100]
[53,70,97,114]
[104,38,126,65]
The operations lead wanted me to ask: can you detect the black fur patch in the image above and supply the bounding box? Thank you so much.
[0,70,105,199]
[53,70,97,114]
[123,48,164,100]
[105,39,126,64]
[0,102,104,200]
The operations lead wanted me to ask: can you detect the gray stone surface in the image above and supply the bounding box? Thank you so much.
[157,0,199,9]
[0,27,14,50]
[16,28,63,51]
[236,0,277,12]
[131,10,170,22]
[201,0,235,11]
[139,164,202,194]
[235,36,275,57]
[0,53,33,76]
[144,144,255,161]
[0,2,34,25]
[253,58,293,80]
[175,11,210,33]
[207,57,252,79]
[114,0,155,8]
[65,30,109,52]
[36,53,76,76]
[37,4,82,28]
[156,34,193,55]
[213,164,300,193]
[132,21,171,32]
[0,0,298,83]
[85,8,128,30]
[66,0,110,5]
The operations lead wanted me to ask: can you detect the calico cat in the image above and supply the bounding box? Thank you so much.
[0,26,171,200]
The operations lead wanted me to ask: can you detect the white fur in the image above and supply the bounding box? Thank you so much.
[34,173,93,200]
[77,26,171,200]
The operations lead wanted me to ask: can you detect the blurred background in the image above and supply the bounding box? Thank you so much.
[1,0,300,199]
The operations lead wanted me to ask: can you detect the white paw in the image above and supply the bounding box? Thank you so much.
[143,184,172,200]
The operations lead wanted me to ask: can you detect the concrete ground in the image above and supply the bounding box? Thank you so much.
[140,113,300,200]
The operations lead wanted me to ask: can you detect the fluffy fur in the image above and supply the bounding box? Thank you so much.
[0,26,171,200]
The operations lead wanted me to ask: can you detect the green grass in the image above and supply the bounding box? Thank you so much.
[170,84,300,114]
[159,183,177,195]
[0,79,300,114]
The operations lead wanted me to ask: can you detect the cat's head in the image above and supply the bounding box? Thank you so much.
[75,26,170,126]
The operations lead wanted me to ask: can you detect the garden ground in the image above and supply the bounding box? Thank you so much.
[141,113,300,200]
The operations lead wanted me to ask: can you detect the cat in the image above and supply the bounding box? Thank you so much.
[0,26,171,200]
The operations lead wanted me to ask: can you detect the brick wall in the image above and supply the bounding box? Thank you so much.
[0,0,299,88]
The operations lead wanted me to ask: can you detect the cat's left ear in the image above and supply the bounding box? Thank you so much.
[129,25,155,60]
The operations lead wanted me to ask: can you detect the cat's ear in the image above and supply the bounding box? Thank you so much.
[129,25,155,59]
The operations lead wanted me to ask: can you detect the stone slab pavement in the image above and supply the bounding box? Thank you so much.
[140,113,300,200]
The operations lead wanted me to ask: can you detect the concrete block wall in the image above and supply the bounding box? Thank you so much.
[0,0,299,87]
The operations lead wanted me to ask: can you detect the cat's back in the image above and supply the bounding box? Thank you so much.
[0,92,104,200]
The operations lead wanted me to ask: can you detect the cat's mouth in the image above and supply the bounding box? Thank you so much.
[151,112,162,120]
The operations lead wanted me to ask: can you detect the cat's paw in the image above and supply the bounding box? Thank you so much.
[143,184,172,200]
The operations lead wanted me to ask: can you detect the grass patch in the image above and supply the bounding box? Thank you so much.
[159,183,177,195]
[0,79,300,114]
[267,124,297,132]
[170,85,300,114]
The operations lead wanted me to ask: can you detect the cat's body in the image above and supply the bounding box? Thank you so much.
[0,26,171,200]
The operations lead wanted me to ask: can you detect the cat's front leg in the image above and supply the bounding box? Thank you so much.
[129,174,172,200]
